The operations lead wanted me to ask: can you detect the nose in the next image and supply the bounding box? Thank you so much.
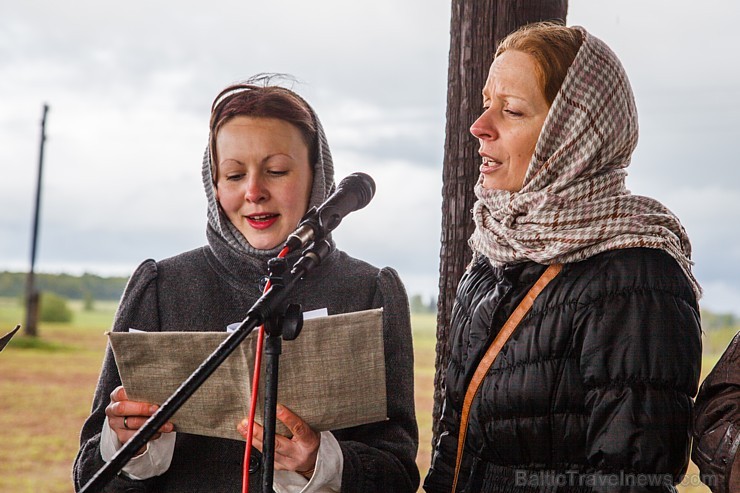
[244,174,268,203]
[470,109,497,141]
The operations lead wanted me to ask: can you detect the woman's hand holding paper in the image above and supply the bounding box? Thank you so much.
[239,404,320,478]
[105,385,175,455]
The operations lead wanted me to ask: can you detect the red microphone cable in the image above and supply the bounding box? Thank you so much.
[242,246,290,493]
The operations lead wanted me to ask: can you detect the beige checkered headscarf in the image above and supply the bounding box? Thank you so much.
[469,26,701,299]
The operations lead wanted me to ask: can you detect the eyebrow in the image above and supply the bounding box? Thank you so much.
[482,87,529,102]
[218,153,296,167]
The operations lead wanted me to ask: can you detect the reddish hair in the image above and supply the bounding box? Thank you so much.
[495,22,583,105]
[209,81,317,181]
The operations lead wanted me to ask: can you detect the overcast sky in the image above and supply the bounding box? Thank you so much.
[1,0,738,315]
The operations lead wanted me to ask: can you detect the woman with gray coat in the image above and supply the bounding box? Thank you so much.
[74,78,419,493]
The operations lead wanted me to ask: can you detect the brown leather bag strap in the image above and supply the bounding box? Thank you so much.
[451,263,563,492]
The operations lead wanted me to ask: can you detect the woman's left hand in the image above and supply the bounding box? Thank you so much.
[239,404,320,478]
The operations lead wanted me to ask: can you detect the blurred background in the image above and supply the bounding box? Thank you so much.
[1,1,737,491]
[1,0,739,313]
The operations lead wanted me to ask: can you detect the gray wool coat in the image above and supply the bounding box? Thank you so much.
[73,226,420,492]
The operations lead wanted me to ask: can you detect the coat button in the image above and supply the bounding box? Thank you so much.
[249,453,261,473]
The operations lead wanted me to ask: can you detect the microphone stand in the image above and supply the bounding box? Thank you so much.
[79,239,334,493]
[260,258,303,493]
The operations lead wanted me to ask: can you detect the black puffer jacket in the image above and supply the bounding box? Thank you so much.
[424,248,702,493]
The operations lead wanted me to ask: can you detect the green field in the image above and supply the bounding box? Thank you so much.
[0,298,726,492]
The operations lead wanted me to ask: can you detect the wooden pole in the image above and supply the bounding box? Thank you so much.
[24,103,49,337]
[432,0,568,446]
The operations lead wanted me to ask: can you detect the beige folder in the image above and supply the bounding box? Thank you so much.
[0,325,21,352]
[108,308,387,441]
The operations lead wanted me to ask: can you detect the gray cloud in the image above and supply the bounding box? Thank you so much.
[1,0,739,315]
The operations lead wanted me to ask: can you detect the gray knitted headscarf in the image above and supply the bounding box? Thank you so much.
[201,80,335,260]
[468,26,701,300]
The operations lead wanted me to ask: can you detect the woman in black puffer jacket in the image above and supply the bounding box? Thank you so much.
[424,23,702,493]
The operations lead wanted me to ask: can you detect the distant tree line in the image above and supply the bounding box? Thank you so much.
[410,294,437,314]
[1,271,737,331]
[701,309,739,331]
[0,271,128,301]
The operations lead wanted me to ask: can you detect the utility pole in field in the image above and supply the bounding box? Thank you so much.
[24,103,49,338]
[433,0,568,445]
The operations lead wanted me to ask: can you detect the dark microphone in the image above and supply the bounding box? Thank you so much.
[284,172,376,252]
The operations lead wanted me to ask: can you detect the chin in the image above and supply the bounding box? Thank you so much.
[482,177,522,193]
[252,240,281,250]
[481,177,503,191]
[242,233,280,251]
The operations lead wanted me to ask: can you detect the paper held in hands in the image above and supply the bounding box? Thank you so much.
[108,308,387,441]
[0,325,21,352]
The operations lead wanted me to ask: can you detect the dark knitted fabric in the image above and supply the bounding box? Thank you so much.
[73,228,419,492]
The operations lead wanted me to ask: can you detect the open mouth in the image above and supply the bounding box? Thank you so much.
[480,157,503,172]
[245,213,279,229]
